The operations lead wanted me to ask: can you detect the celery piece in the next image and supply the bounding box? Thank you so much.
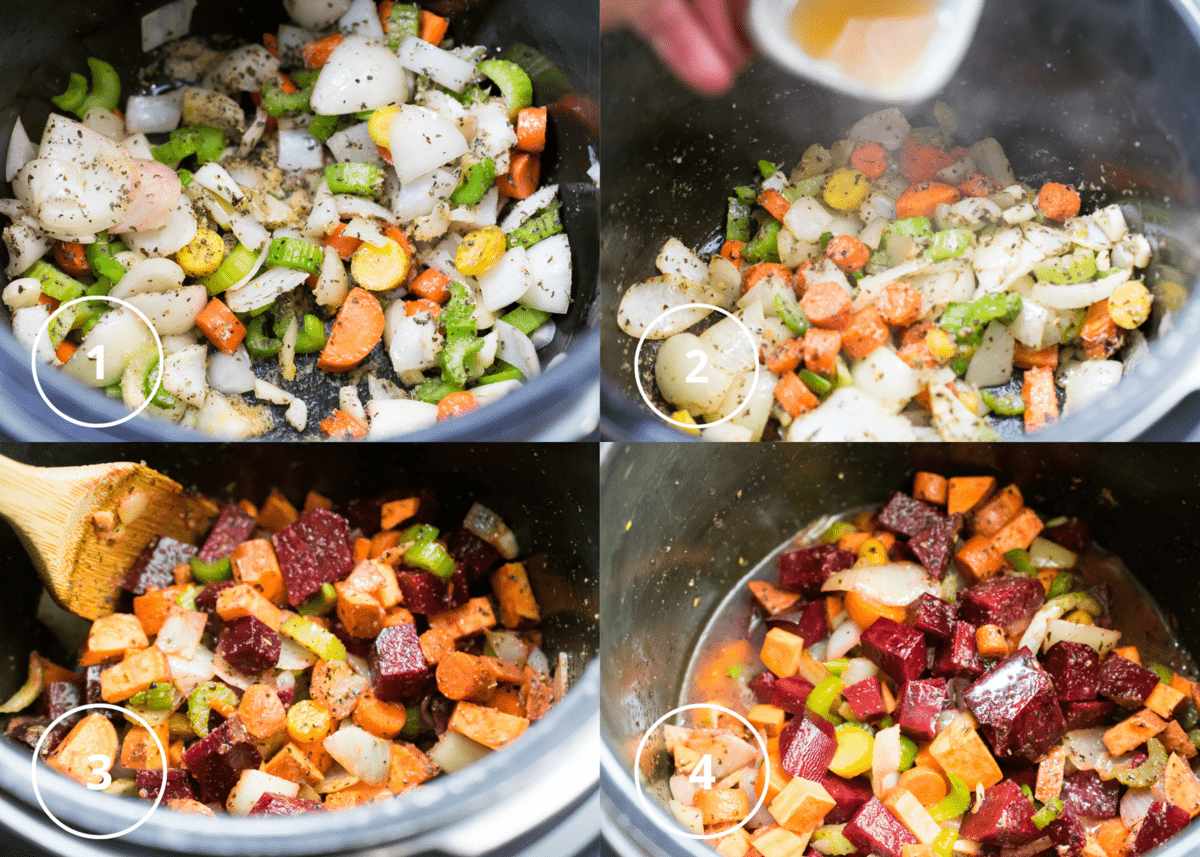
[297,582,337,616]
[476,60,533,119]
[726,197,752,243]
[405,539,456,579]
[928,228,971,261]
[324,162,384,198]
[800,369,832,397]
[281,614,347,661]
[1003,548,1036,576]
[742,219,781,264]
[981,388,1025,416]
[757,159,778,179]
[499,305,551,336]
[929,774,971,822]
[450,158,496,206]
[187,682,239,738]
[1034,248,1097,284]
[25,260,84,302]
[203,243,256,296]
[887,217,933,240]
[266,236,322,276]
[776,295,810,336]
[897,735,918,771]
[189,556,231,583]
[821,522,856,545]
[476,362,524,386]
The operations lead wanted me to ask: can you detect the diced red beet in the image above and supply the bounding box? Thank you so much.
[6,717,51,755]
[1047,805,1086,857]
[749,671,777,704]
[896,678,948,741]
[1061,699,1116,731]
[1042,518,1091,556]
[1130,802,1190,857]
[1061,770,1121,819]
[963,648,1066,761]
[182,720,261,804]
[771,676,815,716]
[249,793,326,815]
[198,504,256,562]
[843,677,887,722]
[272,527,327,607]
[908,593,955,640]
[444,566,471,610]
[876,492,944,539]
[371,623,430,701]
[844,797,919,857]
[217,616,281,674]
[40,682,83,753]
[447,529,502,580]
[778,711,837,780]
[1043,642,1100,701]
[957,577,1045,634]
[397,571,448,615]
[777,545,855,597]
[194,580,237,613]
[135,769,196,802]
[291,508,354,583]
[907,513,963,579]
[860,617,927,683]
[821,773,874,824]
[959,779,1041,847]
[931,621,985,679]
[1097,655,1159,708]
[122,536,198,594]
[85,666,121,726]
[766,601,828,649]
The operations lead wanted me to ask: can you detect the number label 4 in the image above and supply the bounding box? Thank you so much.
[688,753,716,790]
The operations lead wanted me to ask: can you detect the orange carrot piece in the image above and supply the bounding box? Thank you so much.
[437,390,479,421]
[741,262,792,296]
[840,306,890,360]
[369,529,402,559]
[800,281,853,329]
[1080,299,1123,359]
[257,487,299,531]
[353,693,408,738]
[1021,365,1059,433]
[238,684,288,739]
[194,298,246,355]
[913,472,948,505]
[409,268,452,304]
[515,107,548,153]
[975,624,1010,658]
[897,341,937,370]
[317,288,385,373]
[947,476,995,516]
[958,172,1000,198]
[353,537,371,563]
[381,498,420,531]
[765,337,804,375]
[377,0,396,31]
[405,298,443,318]
[302,33,343,68]
[990,507,1044,556]
[974,484,1023,538]
[323,222,362,261]
[277,71,299,94]
[747,580,801,616]
[1013,342,1059,369]
[898,139,957,183]
[896,181,962,220]
[263,32,279,58]
[419,9,449,44]
[54,241,90,277]
[845,591,907,629]
[304,490,333,512]
[874,281,922,327]
[774,372,819,418]
[824,235,869,273]
[55,340,78,364]
[850,141,889,179]
[955,534,1005,581]
[720,240,745,265]
[496,152,540,199]
[803,327,841,377]
[37,292,60,309]
[1036,182,1081,222]
[758,189,791,222]
[320,409,369,440]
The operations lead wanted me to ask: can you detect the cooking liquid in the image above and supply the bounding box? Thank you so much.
[790,0,939,87]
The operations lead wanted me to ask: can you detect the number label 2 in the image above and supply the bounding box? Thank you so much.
[688,753,716,790]
[684,350,709,384]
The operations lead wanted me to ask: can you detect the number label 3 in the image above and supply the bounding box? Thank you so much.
[688,753,716,790]
[684,350,709,384]
[85,754,112,791]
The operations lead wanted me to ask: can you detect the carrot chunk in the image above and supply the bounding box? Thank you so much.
[317,287,384,373]
[896,181,961,219]
[1036,182,1081,222]
[774,372,820,418]
[839,306,890,360]
[874,281,922,327]
[800,281,852,329]
[195,298,246,355]
[302,33,343,68]
[1021,365,1059,433]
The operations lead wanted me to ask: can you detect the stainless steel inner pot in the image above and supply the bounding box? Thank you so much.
[0,442,599,857]
[0,0,599,441]
[600,443,1200,857]
[600,0,1200,441]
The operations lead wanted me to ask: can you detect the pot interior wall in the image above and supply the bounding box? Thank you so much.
[600,0,1200,439]
[601,443,1200,761]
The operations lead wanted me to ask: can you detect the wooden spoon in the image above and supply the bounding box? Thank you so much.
[0,455,219,620]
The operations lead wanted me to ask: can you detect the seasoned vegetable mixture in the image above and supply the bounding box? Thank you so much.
[617,106,1156,441]
[2,0,575,438]
[2,487,566,816]
[661,472,1199,857]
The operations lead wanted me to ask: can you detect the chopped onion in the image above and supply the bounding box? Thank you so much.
[208,344,256,395]
[277,637,317,670]
[194,391,259,439]
[2,277,42,312]
[279,312,299,383]
[224,267,308,313]
[463,502,518,559]
[230,213,271,252]
[155,609,205,658]
[842,658,879,687]
[428,730,493,774]
[617,273,717,339]
[333,194,394,221]
[3,221,53,278]
[1031,276,1124,310]
[278,128,324,171]
[327,122,385,167]
[385,303,443,373]
[63,307,153,386]
[125,92,184,135]
[126,284,207,335]
[496,320,541,380]
[826,619,863,660]
[12,305,54,364]
[323,725,390,785]
[1120,788,1156,825]
[471,378,521,406]
[1044,618,1122,656]
[342,217,387,247]
[669,774,696,807]
[1017,592,1102,654]
[388,105,468,184]
[821,562,940,606]
[522,233,572,314]
[167,646,214,694]
[849,108,911,150]
[395,34,478,92]
[314,246,350,308]
[253,378,295,406]
[1028,537,1077,569]
[5,117,35,182]
[529,319,556,350]
[125,192,197,257]
[339,0,385,39]
[227,770,298,817]
[1001,837,1053,857]
[205,44,280,95]
[312,35,406,116]
[1063,729,1109,771]
[192,162,244,204]
[365,399,438,437]
[872,724,902,795]
[478,247,532,312]
[161,342,209,406]
[391,167,457,221]
[142,0,197,53]
[109,258,186,299]
[212,650,256,690]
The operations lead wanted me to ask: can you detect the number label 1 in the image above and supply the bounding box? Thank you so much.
[85,754,112,791]
[684,349,709,384]
[86,345,105,381]
[688,753,716,790]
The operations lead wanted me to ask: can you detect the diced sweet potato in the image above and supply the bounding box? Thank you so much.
[1161,720,1199,760]
[120,725,167,770]
[216,583,281,631]
[263,743,325,785]
[1159,752,1200,818]
[954,534,1005,581]
[990,508,1045,559]
[963,648,1066,761]
[79,613,148,666]
[698,787,751,827]
[973,484,1023,537]
[1102,708,1167,756]
[99,647,171,702]
[231,539,285,606]
[384,741,436,795]
[334,581,385,638]
[749,581,802,616]
[761,628,805,678]
[777,545,855,597]
[884,789,941,844]
[860,617,927,683]
[928,710,1002,790]
[448,700,529,749]
[45,713,118,786]
[947,476,996,516]
[199,504,256,562]
[751,824,811,857]
[371,623,431,701]
[845,797,919,857]
[912,472,948,505]
[1144,682,1187,719]
[428,597,496,639]
[769,776,835,834]
[714,828,753,857]
[490,562,540,629]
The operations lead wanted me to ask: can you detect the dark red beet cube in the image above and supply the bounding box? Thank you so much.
[860,617,928,683]
[135,769,196,802]
[778,711,837,780]
[198,504,256,562]
[843,677,887,722]
[748,670,777,704]
[194,580,236,613]
[41,682,82,753]
[908,513,963,579]
[272,527,326,607]
[1042,517,1091,556]
[896,678,948,741]
[771,676,815,716]
[1043,642,1100,701]
[443,566,471,610]
[964,648,1066,761]
[1061,770,1120,819]
[249,793,326,815]
[447,529,502,580]
[1061,699,1116,731]
[909,593,955,640]
[822,773,874,824]
[122,536,198,594]
[371,623,430,701]
[6,717,51,754]
[1097,655,1160,708]
[845,797,919,857]
[397,571,448,615]
[1130,802,1190,857]
[931,621,985,679]
[182,720,261,804]
[766,601,828,649]
[957,577,1045,634]
[959,779,1040,847]
[777,545,855,596]
[876,492,944,538]
[291,508,354,582]
[217,616,281,674]
[1047,805,1086,857]
[85,666,121,726]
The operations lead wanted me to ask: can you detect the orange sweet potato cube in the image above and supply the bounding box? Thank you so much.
[216,583,281,631]
[231,539,286,606]
[100,647,171,703]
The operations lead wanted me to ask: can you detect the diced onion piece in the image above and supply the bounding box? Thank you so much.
[388,105,469,184]
[109,258,186,299]
[428,730,492,774]
[226,770,298,816]
[826,619,863,660]
[312,35,407,116]
[462,502,518,559]
[5,117,35,182]
[965,321,1015,388]
[821,563,940,606]
[142,0,197,53]
[208,344,256,395]
[126,284,208,336]
[205,44,280,95]
[395,34,477,92]
[327,122,385,167]
[161,342,209,406]
[872,724,902,795]
[617,274,715,339]
[365,399,438,438]
[323,725,390,786]
[63,307,153,387]
[1027,537,1077,569]
[477,247,532,312]
[155,609,206,658]
[315,245,350,308]
[224,267,309,313]
[12,305,55,365]
[1043,619,1121,656]
[851,347,920,412]
[192,162,244,204]
[499,184,559,233]
[278,128,324,171]
[283,0,350,29]
[495,320,540,380]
